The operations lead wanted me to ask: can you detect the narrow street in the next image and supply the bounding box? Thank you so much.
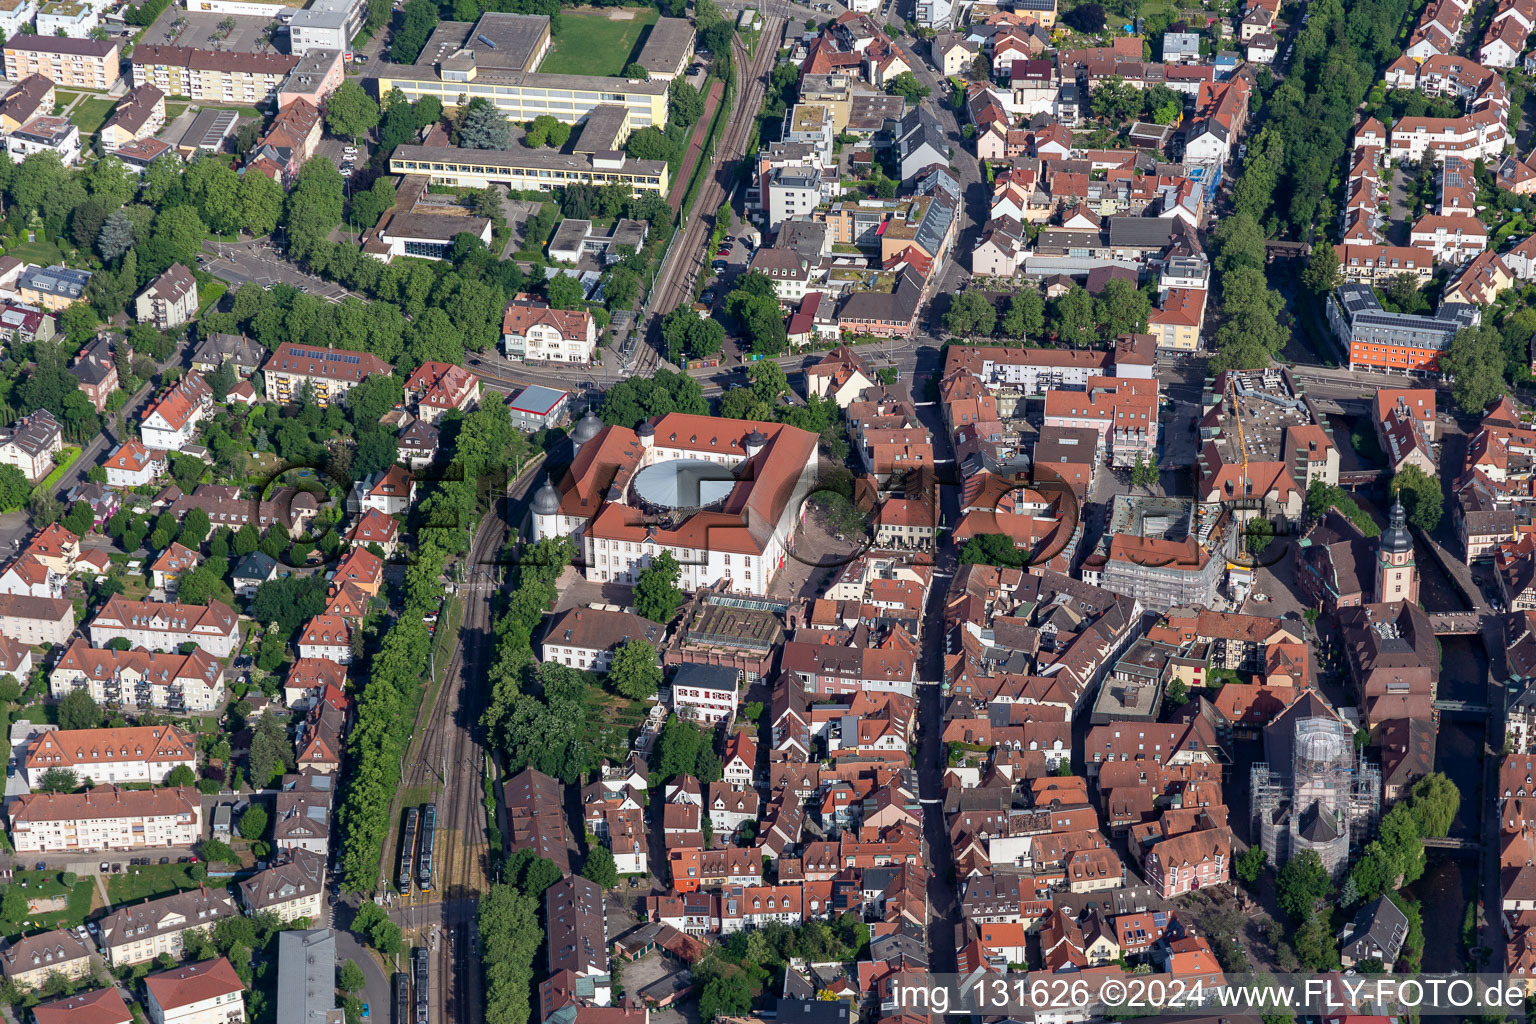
[915,352,962,973]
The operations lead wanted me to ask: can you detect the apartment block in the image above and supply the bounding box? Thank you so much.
[8,785,203,853]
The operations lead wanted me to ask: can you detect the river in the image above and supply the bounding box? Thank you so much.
[1407,543,1485,972]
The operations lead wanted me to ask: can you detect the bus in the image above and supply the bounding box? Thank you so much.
[397,807,419,892]
[416,804,436,892]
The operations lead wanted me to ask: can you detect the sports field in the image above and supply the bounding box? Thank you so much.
[537,7,661,76]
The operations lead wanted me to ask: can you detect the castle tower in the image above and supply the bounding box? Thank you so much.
[571,409,602,458]
[1376,496,1418,604]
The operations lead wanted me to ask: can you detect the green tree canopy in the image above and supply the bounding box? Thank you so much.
[608,638,662,701]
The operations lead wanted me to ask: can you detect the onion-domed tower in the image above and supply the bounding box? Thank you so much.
[1375,496,1418,604]
[571,409,602,457]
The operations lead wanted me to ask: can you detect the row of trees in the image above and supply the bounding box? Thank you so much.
[480,851,563,1024]
[335,405,533,891]
[1238,0,1416,238]
[479,537,579,780]
[944,280,1150,348]
[1208,214,1288,372]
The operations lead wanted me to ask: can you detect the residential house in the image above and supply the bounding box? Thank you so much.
[104,441,166,489]
[98,888,238,967]
[102,84,166,151]
[262,343,392,406]
[22,724,196,788]
[50,640,224,713]
[139,373,212,453]
[501,295,598,363]
[88,597,239,658]
[0,408,62,481]
[403,361,480,423]
[0,930,92,991]
[142,958,244,1024]
[237,849,324,924]
[69,335,119,412]
[542,606,665,672]
[7,785,203,853]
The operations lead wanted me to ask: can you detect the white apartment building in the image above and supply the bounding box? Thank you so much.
[541,606,664,672]
[51,639,225,713]
[36,2,99,38]
[500,296,598,363]
[0,594,74,646]
[237,849,325,924]
[139,372,211,453]
[0,554,63,599]
[134,264,199,330]
[670,664,740,725]
[0,0,40,40]
[4,116,81,165]
[8,785,203,853]
[87,597,240,658]
[144,958,245,1024]
[23,724,197,787]
[1388,108,1508,163]
[104,441,166,488]
[296,615,352,663]
[1409,214,1490,262]
[0,408,63,483]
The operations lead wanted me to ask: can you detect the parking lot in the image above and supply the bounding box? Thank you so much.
[314,136,364,177]
[701,231,756,296]
[144,6,284,54]
[201,240,354,301]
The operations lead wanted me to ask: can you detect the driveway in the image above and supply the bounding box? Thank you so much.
[333,907,397,1022]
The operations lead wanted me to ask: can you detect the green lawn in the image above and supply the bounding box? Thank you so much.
[105,862,201,904]
[537,8,660,76]
[5,237,66,266]
[33,446,81,498]
[197,279,227,316]
[11,871,96,933]
[69,98,116,136]
[165,102,188,119]
[584,687,648,765]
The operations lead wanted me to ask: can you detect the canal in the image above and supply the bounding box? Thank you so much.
[1409,538,1485,972]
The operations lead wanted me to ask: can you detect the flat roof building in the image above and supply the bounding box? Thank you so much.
[389,143,668,195]
[507,384,569,431]
[177,107,239,157]
[635,17,695,81]
[276,930,343,1024]
[371,12,669,126]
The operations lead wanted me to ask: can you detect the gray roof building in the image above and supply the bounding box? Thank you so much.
[19,266,89,301]
[276,929,343,1024]
[239,848,325,916]
[1338,896,1409,968]
[635,18,695,78]
[192,332,267,376]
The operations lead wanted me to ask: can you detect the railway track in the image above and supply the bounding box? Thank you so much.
[645,17,786,340]
[393,489,519,1024]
